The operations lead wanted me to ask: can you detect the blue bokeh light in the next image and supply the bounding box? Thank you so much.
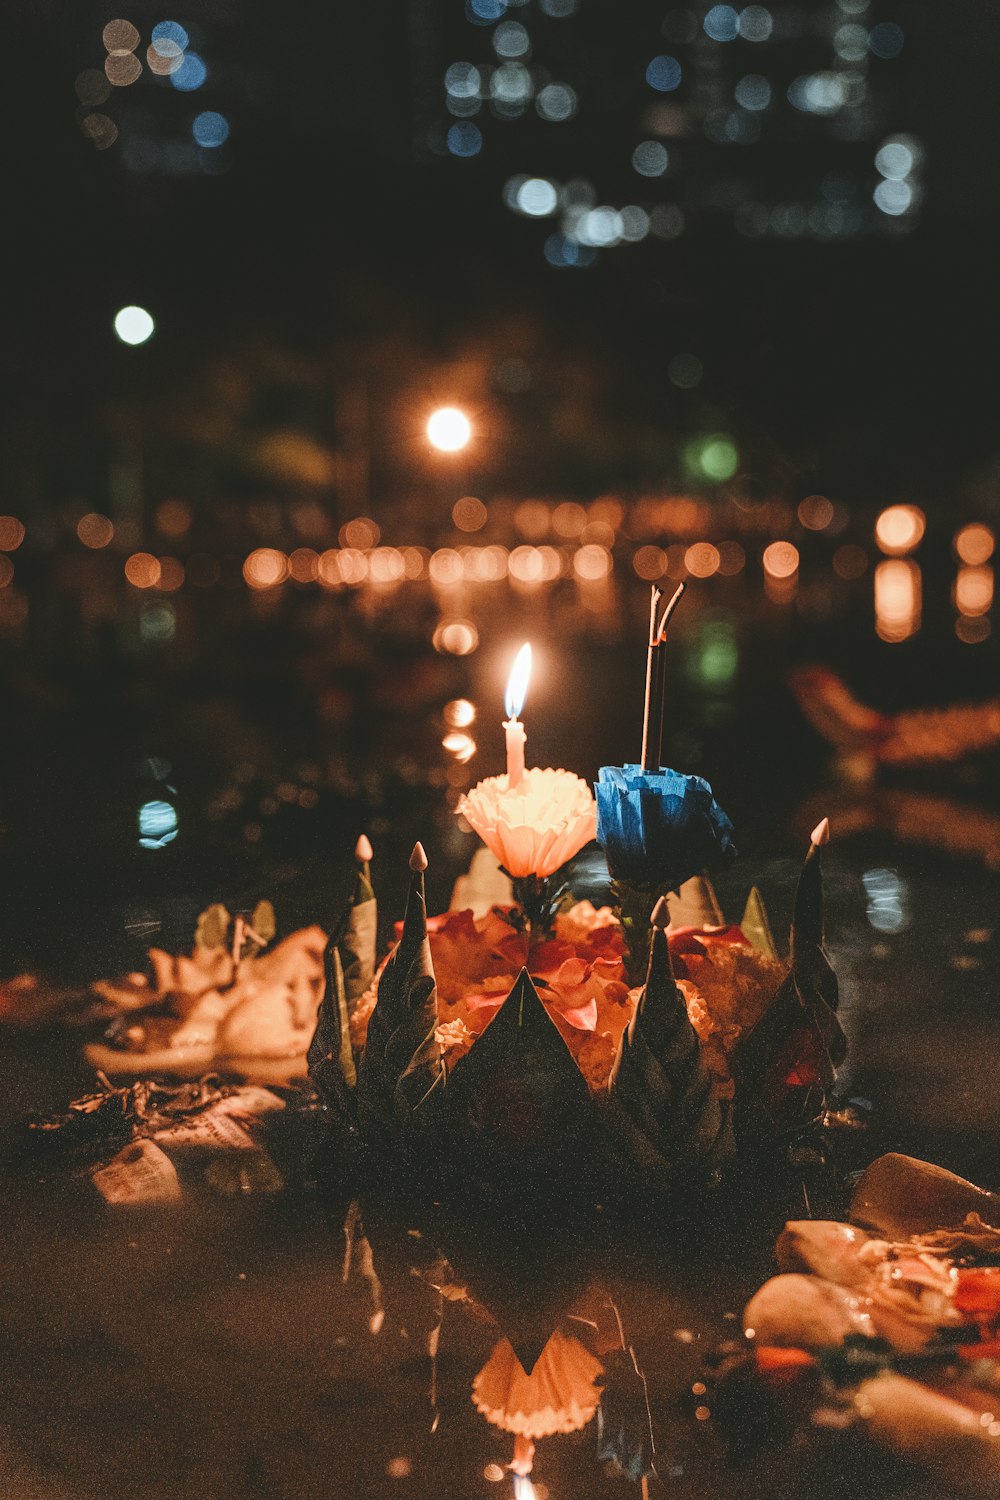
[646,55,682,92]
[193,110,230,147]
[152,20,189,50]
[171,52,208,92]
[447,120,483,156]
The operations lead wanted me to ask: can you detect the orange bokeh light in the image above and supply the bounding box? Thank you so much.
[762,541,800,578]
[954,523,995,566]
[243,548,288,589]
[0,516,25,551]
[77,513,114,549]
[124,552,161,589]
[875,505,925,556]
[685,542,721,578]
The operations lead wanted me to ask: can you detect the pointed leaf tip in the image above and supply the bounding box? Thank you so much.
[355,833,373,863]
[409,841,428,873]
[810,817,831,848]
[651,895,670,929]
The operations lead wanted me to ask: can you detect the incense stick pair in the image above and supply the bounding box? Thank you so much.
[640,581,686,771]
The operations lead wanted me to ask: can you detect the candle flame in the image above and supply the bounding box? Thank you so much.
[504,642,532,720]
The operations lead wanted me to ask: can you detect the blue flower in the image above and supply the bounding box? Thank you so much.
[595,764,735,891]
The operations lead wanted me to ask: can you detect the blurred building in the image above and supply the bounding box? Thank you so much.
[418,0,922,258]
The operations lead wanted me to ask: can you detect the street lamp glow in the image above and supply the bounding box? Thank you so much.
[426,406,471,452]
[114,305,155,346]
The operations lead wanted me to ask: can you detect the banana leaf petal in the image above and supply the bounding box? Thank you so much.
[308,942,357,1118]
[607,926,734,1180]
[338,869,377,1006]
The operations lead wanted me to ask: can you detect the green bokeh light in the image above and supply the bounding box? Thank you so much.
[684,433,740,482]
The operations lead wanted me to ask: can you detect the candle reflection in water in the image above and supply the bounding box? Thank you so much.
[875,558,921,642]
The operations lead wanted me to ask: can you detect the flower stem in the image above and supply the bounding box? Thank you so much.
[613,880,660,986]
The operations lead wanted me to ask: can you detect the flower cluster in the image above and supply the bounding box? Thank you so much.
[595,765,735,892]
[352,903,785,1098]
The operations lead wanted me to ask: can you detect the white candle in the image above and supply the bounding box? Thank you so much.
[503,643,532,790]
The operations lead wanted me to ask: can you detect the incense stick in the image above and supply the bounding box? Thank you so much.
[640,586,661,770]
[655,581,687,767]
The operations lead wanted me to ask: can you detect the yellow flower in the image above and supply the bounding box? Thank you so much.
[459,767,597,879]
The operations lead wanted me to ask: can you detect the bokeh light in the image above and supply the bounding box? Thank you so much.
[717,541,746,576]
[956,616,991,644]
[0,517,26,551]
[954,566,993,618]
[339,517,380,549]
[632,141,668,177]
[155,499,192,537]
[193,112,230,148]
[105,53,142,86]
[444,698,476,728]
[171,53,207,91]
[103,19,140,53]
[289,547,319,583]
[452,496,488,531]
[125,553,162,589]
[762,541,800,579]
[369,547,406,584]
[429,549,464,586]
[797,495,835,530]
[432,619,479,654]
[243,548,288,589]
[875,505,925,556]
[77,513,115,549]
[152,21,189,50]
[427,407,472,452]
[954,523,995,566]
[685,542,721,578]
[114,306,155,345]
[156,556,185,591]
[875,558,921,642]
[646,56,682,92]
[0,557,14,588]
[508,545,545,583]
[572,544,612,580]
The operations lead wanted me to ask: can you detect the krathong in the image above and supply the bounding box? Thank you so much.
[310,817,845,1206]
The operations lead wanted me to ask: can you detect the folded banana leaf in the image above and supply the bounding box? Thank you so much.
[338,859,377,1007]
[439,968,598,1195]
[606,918,734,1186]
[741,886,779,962]
[733,828,846,1140]
[308,942,356,1119]
[356,854,445,1152]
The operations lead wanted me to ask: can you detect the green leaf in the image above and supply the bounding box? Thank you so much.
[195,903,231,951]
[741,886,779,961]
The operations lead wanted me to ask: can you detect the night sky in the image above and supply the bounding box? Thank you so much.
[6,0,1000,504]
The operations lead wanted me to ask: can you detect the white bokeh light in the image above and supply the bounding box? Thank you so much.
[114,306,155,345]
[427,407,472,452]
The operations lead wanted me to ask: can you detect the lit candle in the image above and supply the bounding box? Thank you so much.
[503,642,532,789]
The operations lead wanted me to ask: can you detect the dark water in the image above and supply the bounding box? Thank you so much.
[2,566,999,1498]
